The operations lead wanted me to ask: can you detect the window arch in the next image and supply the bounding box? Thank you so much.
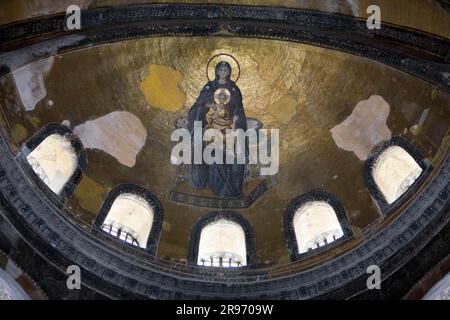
[20,123,87,202]
[284,191,353,261]
[94,184,163,254]
[422,272,450,300]
[372,146,422,204]
[188,212,256,268]
[0,269,30,300]
[197,219,246,267]
[365,136,430,214]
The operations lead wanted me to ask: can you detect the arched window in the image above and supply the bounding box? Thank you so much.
[0,269,30,300]
[197,219,246,267]
[101,193,154,248]
[188,212,256,268]
[94,184,163,254]
[372,146,422,204]
[293,201,344,253]
[284,192,352,261]
[422,273,450,300]
[26,134,77,195]
[365,137,430,213]
[20,123,87,201]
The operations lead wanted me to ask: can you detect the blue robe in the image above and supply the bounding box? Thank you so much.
[187,78,247,199]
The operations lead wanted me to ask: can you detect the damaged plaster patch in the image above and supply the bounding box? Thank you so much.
[74,111,147,167]
[442,72,450,85]
[0,35,85,71]
[12,57,54,111]
[410,108,430,135]
[20,0,91,20]
[330,95,391,161]
[308,0,359,16]
[345,0,360,16]
[139,65,186,112]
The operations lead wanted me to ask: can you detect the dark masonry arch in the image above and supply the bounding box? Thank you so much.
[0,3,448,299]
[364,136,432,215]
[284,191,353,262]
[94,183,164,255]
[17,123,87,204]
[188,211,257,269]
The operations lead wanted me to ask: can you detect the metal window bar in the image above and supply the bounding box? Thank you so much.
[101,224,140,248]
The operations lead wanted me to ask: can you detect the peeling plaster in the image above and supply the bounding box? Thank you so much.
[441,72,450,85]
[0,35,85,71]
[410,108,430,135]
[12,57,54,111]
[302,0,360,16]
[139,65,186,112]
[346,0,360,16]
[74,111,147,167]
[330,95,392,160]
[0,0,91,25]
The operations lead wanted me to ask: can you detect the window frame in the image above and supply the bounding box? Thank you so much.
[101,224,140,247]
[94,184,164,255]
[187,211,256,269]
[364,136,431,214]
[284,191,353,262]
[18,123,87,203]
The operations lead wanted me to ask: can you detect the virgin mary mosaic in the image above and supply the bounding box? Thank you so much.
[187,59,247,199]
[170,54,269,208]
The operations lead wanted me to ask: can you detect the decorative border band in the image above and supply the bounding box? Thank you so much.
[0,4,449,93]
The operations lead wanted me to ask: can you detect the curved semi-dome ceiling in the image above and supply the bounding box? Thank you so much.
[1,36,448,267]
[0,1,448,300]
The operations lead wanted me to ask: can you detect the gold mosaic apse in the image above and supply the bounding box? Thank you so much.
[0,36,449,269]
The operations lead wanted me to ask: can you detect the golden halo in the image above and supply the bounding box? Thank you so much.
[206,53,241,82]
[214,88,231,105]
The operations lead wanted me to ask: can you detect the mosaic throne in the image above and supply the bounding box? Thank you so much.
[169,117,268,209]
